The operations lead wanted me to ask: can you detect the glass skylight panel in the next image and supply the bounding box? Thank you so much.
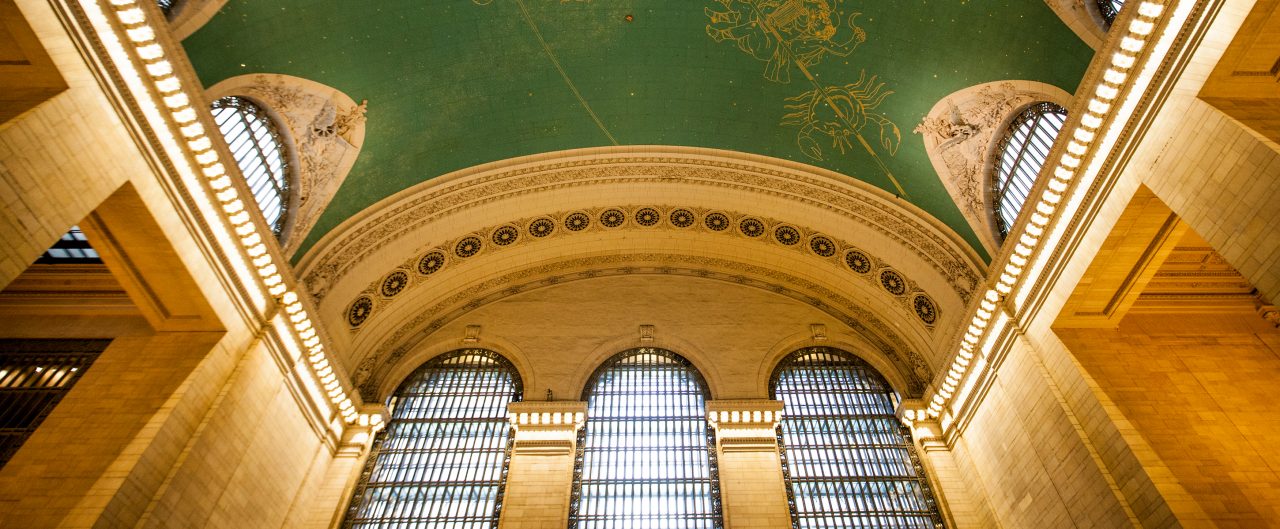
[570,348,723,529]
[992,103,1068,238]
[343,350,521,529]
[773,348,944,529]
[1099,0,1125,25]
[38,226,100,263]
[211,97,289,234]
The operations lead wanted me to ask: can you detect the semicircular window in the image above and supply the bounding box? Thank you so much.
[1098,0,1125,26]
[569,348,723,529]
[992,101,1068,239]
[772,347,944,529]
[211,96,291,235]
[342,349,522,529]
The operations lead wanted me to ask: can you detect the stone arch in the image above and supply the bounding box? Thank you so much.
[756,329,914,400]
[205,74,366,255]
[913,81,1072,253]
[1041,0,1108,49]
[568,333,726,402]
[373,336,537,404]
[164,0,226,41]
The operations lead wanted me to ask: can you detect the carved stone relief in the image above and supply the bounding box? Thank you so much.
[205,74,367,256]
[914,81,1072,252]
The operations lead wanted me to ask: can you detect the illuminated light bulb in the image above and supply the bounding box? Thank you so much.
[268,283,286,296]
[1095,84,1119,100]
[1138,2,1164,18]
[163,92,189,109]
[195,148,218,164]
[299,329,316,341]
[1062,154,1081,169]
[303,336,320,348]
[1020,233,1039,247]
[958,348,974,360]
[209,176,232,190]
[147,61,174,79]
[245,242,266,256]
[117,7,144,23]
[1130,19,1155,35]
[310,353,325,364]
[371,415,384,426]
[927,408,940,418]
[264,275,284,288]
[1048,179,1068,193]
[1036,201,1056,215]
[1081,113,1103,129]
[939,388,954,399]
[1026,224,1044,237]
[286,303,303,315]
[1073,129,1095,143]
[136,43,163,60]
[222,200,245,215]
[258,264,278,277]
[216,189,237,203]
[309,345,324,355]
[995,282,1012,295]
[1088,99,1112,114]
[327,387,342,398]
[1112,52,1136,69]
[108,0,136,6]
[187,137,211,151]
[959,342,975,353]
[240,232,261,247]
[1004,263,1023,277]
[295,320,312,334]
[203,163,226,178]
[976,308,994,320]
[1054,166,1075,180]
[1067,141,1087,156]
[290,312,305,324]
[1042,190,1062,205]
[956,355,970,367]
[155,76,181,94]
[282,291,298,305]
[985,290,999,302]
[948,367,963,379]
[963,333,979,345]
[126,26,154,43]
[999,272,1017,285]
[1103,68,1128,85]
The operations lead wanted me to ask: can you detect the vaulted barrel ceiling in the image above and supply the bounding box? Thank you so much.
[183,0,1092,258]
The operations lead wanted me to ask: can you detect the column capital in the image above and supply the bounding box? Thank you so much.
[706,399,784,452]
[506,401,588,455]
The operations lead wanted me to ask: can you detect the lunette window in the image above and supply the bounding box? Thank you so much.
[569,348,723,529]
[991,102,1068,239]
[772,347,944,529]
[210,96,291,235]
[342,349,522,529]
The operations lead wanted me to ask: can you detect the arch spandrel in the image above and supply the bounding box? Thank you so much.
[206,74,366,255]
[914,81,1072,253]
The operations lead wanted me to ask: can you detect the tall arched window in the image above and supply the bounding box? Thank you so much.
[569,348,723,529]
[991,102,1068,238]
[772,347,944,529]
[343,349,522,529]
[211,96,291,235]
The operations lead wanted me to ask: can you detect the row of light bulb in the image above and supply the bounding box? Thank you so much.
[911,1,1167,423]
[98,0,364,425]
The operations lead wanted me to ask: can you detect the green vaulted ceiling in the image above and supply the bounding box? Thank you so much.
[183,0,1093,259]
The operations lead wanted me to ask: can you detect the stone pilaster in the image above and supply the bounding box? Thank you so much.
[497,401,587,529]
[706,400,791,529]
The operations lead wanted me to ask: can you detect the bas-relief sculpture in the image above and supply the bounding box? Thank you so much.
[914,81,1070,250]
[208,74,367,256]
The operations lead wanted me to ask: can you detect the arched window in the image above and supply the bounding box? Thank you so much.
[210,96,291,235]
[1097,0,1124,26]
[772,347,944,529]
[156,0,176,15]
[991,102,1068,238]
[569,348,723,529]
[342,349,522,529]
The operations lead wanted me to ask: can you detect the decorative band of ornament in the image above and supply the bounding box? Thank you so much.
[344,205,940,329]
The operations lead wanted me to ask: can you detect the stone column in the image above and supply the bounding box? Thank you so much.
[707,400,791,529]
[497,401,587,529]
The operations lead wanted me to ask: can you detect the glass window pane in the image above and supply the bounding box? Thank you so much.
[569,348,723,529]
[210,97,291,235]
[342,349,522,529]
[772,347,944,529]
[991,102,1068,238]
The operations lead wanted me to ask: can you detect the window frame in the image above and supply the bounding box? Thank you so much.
[568,347,725,529]
[990,101,1069,240]
[210,95,293,237]
[770,347,946,529]
[341,349,523,529]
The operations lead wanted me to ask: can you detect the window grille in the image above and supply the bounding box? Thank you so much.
[342,349,522,529]
[991,102,1068,239]
[772,347,944,529]
[0,339,109,468]
[211,96,291,235]
[1097,0,1124,25]
[569,348,723,529]
[156,0,175,14]
[36,226,101,264]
